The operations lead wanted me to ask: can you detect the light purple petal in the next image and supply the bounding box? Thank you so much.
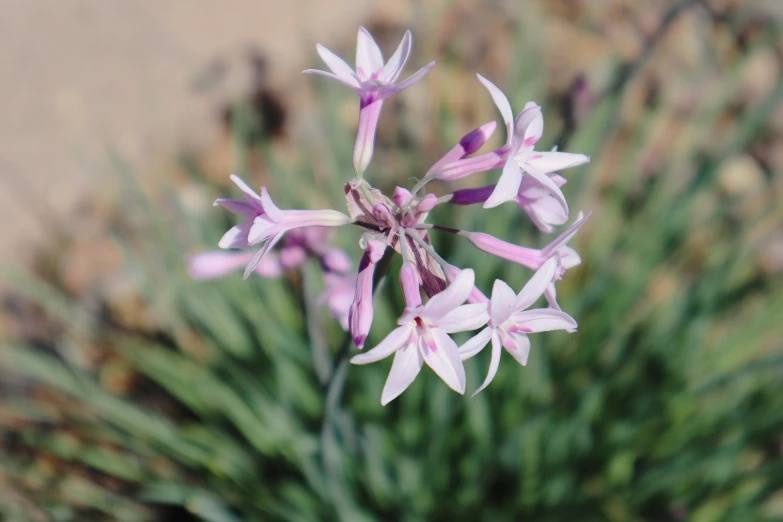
[351,324,414,365]
[229,174,263,204]
[515,256,557,310]
[484,159,523,209]
[356,27,384,77]
[501,331,531,366]
[436,303,489,334]
[477,74,514,142]
[513,103,543,147]
[434,149,508,181]
[349,239,386,348]
[541,211,590,258]
[213,198,258,219]
[421,268,474,321]
[315,44,359,86]
[353,99,383,174]
[525,151,589,173]
[490,279,517,326]
[320,247,353,273]
[279,245,308,270]
[471,332,503,397]
[512,309,577,333]
[258,187,283,222]
[380,341,423,405]
[302,69,362,92]
[383,30,412,83]
[420,329,466,394]
[247,215,277,245]
[188,251,251,280]
[545,283,561,311]
[525,195,569,227]
[400,262,423,309]
[559,246,582,269]
[458,326,492,360]
[243,232,285,280]
[463,232,542,271]
[386,61,435,94]
[520,163,568,210]
[218,221,253,249]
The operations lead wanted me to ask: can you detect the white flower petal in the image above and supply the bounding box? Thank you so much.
[459,327,493,360]
[471,332,503,397]
[380,342,424,405]
[477,74,514,142]
[383,30,411,83]
[484,159,523,209]
[229,174,263,204]
[350,324,413,364]
[437,303,489,334]
[521,163,568,210]
[544,283,561,311]
[513,103,543,146]
[559,246,582,269]
[302,69,362,92]
[515,257,557,310]
[316,44,359,86]
[356,27,384,76]
[526,195,569,227]
[525,151,589,173]
[512,309,577,333]
[384,61,435,95]
[501,331,531,366]
[213,198,259,219]
[420,330,466,394]
[421,269,475,321]
[490,279,517,326]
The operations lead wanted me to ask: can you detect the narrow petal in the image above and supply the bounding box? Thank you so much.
[229,174,263,204]
[302,69,362,92]
[259,187,284,222]
[426,121,497,176]
[458,326,492,360]
[436,303,489,334]
[353,99,383,175]
[243,232,284,280]
[356,27,384,76]
[541,211,590,258]
[462,232,541,270]
[218,221,253,249]
[477,74,514,142]
[384,61,435,94]
[351,324,414,365]
[512,309,577,332]
[316,44,359,86]
[383,30,411,83]
[521,163,568,210]
[472,332,503,397]
[247,215,277,245]
[515,257,557,310]
[213,198,259,219]
[421,269,475,321]
[490,279,517,326]
[420,329,466,394]
[525,151,589,173]
[484,160,523,209]
[544,283,561,311]
[501,331,532,366]
[380,342,424,405]
[512,103,543,147]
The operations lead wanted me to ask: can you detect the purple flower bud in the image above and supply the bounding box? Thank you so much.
[393,186,413,208]
[349,239,387,348]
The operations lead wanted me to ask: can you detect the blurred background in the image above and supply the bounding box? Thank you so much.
[1,0,783,521]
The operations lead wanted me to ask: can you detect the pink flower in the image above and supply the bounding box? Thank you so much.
[458,257,577,396]
[186,250,283,280]
[303,27,435,174]
[350,266,488,405]
[215,175,351,279]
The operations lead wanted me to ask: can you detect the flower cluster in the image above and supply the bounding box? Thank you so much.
[200,27,590,405]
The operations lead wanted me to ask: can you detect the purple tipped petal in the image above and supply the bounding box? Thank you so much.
[349,239,387,348]
[461,121,497,155]
[458,326,492,360]
[490,279,517,326]
[477,74,514,142]
[471,332,502,397]
[484,160,523,209]
[316,44,359,86]
[383,30,412,83]
[420,330,466,394]
[356,26,384,77]
[351,324,414,365]
[515,256,557,310]
[421,269,474,321]
[353,99,383,174]
[380,341,423,405]
[448,185,494,206]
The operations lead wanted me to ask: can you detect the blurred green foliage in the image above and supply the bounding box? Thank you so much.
[2,2,783,521]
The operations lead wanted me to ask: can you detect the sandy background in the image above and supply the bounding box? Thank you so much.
[0,0,402,262]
